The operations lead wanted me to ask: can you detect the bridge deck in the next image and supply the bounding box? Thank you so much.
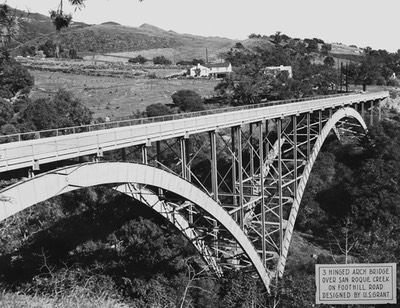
[0,92,389,173]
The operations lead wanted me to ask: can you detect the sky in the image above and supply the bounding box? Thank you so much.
[4,0,400,53]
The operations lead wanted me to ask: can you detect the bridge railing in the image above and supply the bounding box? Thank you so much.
[0,92,372,144]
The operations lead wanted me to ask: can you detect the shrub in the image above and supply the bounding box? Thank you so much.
[171,90,205,112]
[128,55,148,64]
[146,103,173,117]
[153,55,171,65]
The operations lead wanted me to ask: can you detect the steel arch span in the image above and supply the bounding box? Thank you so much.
[275,107,367,276]
[0,162,272,291]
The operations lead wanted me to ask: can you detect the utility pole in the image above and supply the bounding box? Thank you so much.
[340,62,343,92]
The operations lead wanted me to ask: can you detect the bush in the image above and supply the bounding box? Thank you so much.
[21,45,36,57]
[387,78,400,87]
[146,103,173,117]
[38,40,58,58]
[128,55,148,64]
[171,90,205,112]
[0,58,34,99]
[153,55,171,65]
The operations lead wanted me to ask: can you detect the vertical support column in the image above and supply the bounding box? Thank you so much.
[156,141,163,197]
[306,112,311,158]
[259,121,266,265]
[277,118,283,262]
[231,127,237,210]
[318,110,323,134]
[378,99,382,121]
[292,115,298,198]
[370,100,374,126]
[361,101,365,119]
[237,126,244,229]
[210,130,218,201]
[249,123,254,185]
[265,119,269,160]
[180,135,193,224]
[180,136,188,179]
[121,148,126,161]
[141,144,148,164]
[209,131,219,257]
[156,141,161,167]
[186,137,191,182]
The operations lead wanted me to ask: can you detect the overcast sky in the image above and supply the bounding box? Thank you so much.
[4,0,400,52]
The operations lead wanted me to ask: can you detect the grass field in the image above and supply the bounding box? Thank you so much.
[30,69,219,121]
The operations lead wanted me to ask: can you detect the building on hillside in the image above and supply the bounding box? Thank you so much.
[189,62,232,78]
[189,63,210,77]
[207,62,232,78]
[264,65,293,78]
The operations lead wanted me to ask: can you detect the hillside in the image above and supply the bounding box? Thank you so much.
[7,8,88,49]
[9,8,239,62]
[9,7,363,65]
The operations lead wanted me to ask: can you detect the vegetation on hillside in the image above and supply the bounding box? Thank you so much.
[213,33,400,105]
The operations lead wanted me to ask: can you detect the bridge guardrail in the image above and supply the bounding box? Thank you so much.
[0,92,384,144]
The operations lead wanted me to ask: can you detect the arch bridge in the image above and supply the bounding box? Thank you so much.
[0,91,389,291]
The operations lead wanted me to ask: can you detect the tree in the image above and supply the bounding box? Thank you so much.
[273,31,282,44]
[52,88,93,127]
[153,55,172,65]
[49,0,86,31]
[18,98,59,130]
[146,103,173,117]
[191,58,204,65]
[304,38,319,53]
[0,4,24,48]
[215,57,278,105]
[38,40,57,58]
[0,57,34,99]
[128,54,148,64]
[0,98,13,126]
[312,64,339,93]
[321,43,332,56]
[171,90,205,112]
[17,88,92,130]
[49,0,144,31]
[323,56,335,67]
[21,45,36,57]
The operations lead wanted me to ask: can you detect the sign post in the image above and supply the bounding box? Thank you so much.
[316,263,396,305]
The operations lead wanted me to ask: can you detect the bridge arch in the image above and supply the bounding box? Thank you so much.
[0,162,272,291]
[277,107,367,275]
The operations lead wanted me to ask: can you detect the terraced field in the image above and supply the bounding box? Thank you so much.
[30,69,219,120]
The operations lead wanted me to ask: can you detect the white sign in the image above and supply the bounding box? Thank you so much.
[316,263,396,305]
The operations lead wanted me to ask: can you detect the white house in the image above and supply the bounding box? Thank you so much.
[189,62,232,78]
[207,62,232,78]
[264,65,293,78]
[189,63,210,77]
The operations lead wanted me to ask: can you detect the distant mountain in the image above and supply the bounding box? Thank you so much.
[8,8,239,61]
[8,8,89,49]
[100,21,121,26]
[8,6,362,63]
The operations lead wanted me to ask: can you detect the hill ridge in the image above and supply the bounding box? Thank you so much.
[9,6,363,62]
